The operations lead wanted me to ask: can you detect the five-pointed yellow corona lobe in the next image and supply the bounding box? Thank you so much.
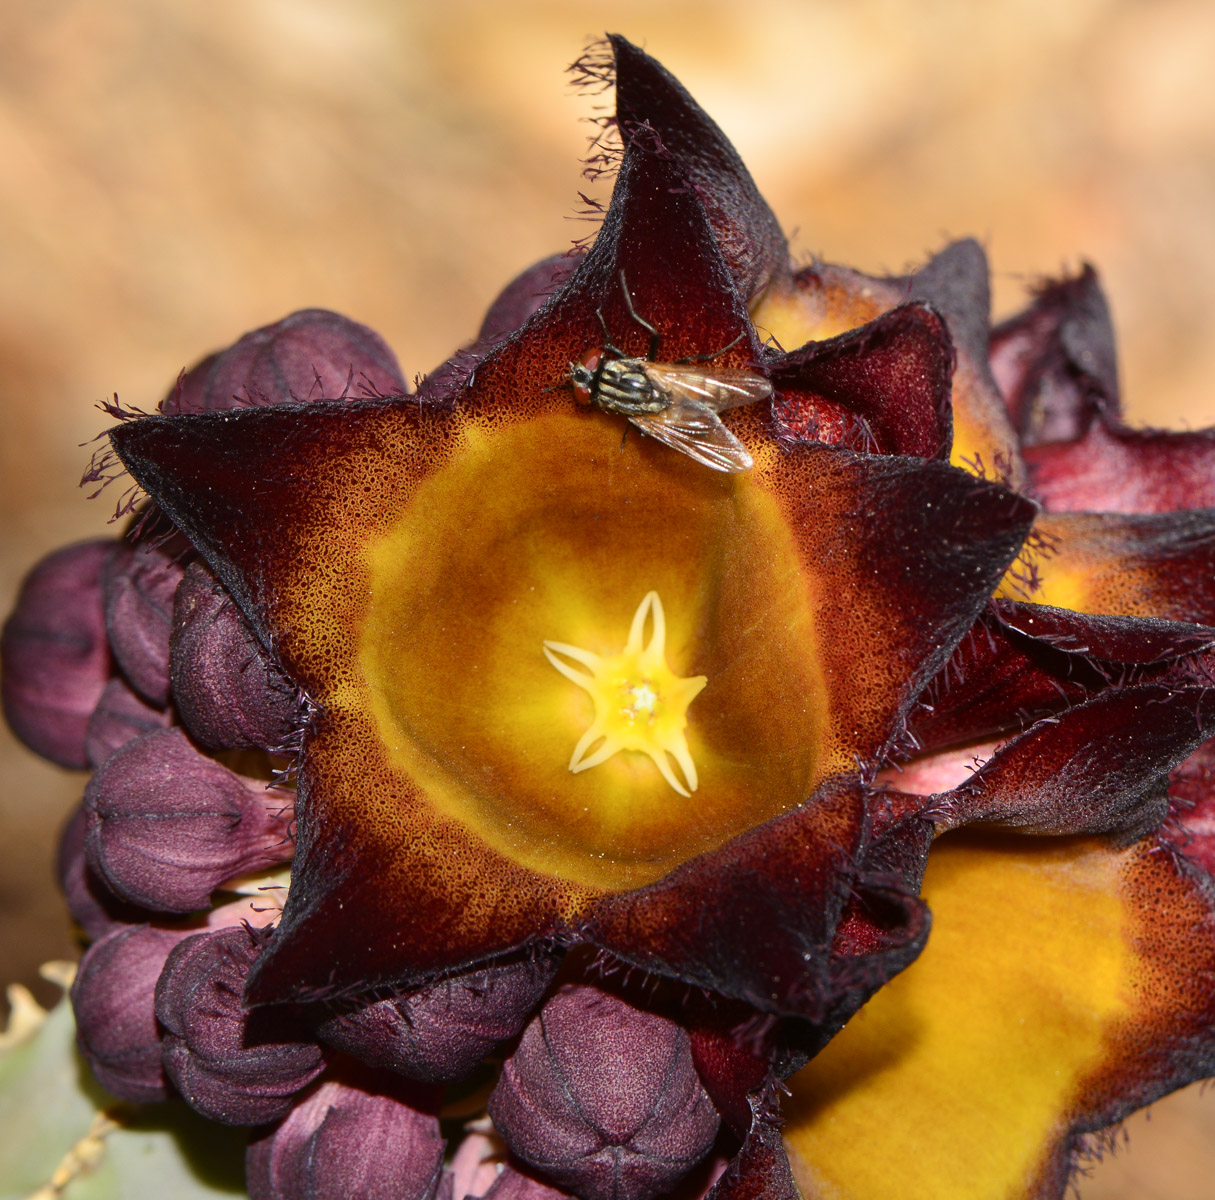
[544,592,707,797]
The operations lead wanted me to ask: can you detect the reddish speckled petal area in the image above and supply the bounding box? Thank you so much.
[1025,417,1215,514]
[769,302,954,459]
[754,244,1023,488]
[1166,740,1215,876]
[783,830,1215,1199]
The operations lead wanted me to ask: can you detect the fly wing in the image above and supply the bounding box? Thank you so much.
[644,364,773,413]
[630,398,754,473]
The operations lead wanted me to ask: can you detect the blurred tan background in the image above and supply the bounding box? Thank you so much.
[1,2,1213,1195]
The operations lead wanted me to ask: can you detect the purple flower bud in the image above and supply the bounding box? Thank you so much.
[156,925,326,1125]
[83,727,294,913]
[70,899,279,1103]
[57,806,147,940]
[171,562,300,750]
[1,540,112,767]
[476,254,580,343]
[316,955,558,1083]
[104,538,188,706]
[246,1071,445,1200]
[72,922,182,1102]
[163,309,408,415]
[488,985,721,1200]
[85,675,172,767]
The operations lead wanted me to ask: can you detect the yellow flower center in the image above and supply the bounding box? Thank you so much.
[543,591,707,797]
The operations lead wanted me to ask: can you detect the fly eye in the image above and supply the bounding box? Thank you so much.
[569,362,594,406]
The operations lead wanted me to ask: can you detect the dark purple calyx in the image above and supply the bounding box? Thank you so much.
[1,539,113,768]
[315,954,558,1083]
[246,1069,445,1200]
[83,727,294,913]
[103,536,188,706]
[163,309,408,415]
[156,925,326,1125]
[488,984,721,1200]
[171,562,301,750]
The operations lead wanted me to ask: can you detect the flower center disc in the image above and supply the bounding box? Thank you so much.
[360,411,827,892]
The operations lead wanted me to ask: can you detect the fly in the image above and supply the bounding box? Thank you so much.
[567,273,772,473]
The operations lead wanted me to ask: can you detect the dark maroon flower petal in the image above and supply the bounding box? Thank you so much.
[910,601,1215,752]
[704,1095,798,1200]
[489,984,721,1200]
[586,778,925,1021]
[992,600,1215,662]
[84,675,171,768]
[83,727,294,913]
[606,36,787,302]
[57,806,149,940]
[164,309,408,416]
[901,238,1024,485]
[1025,416,1215,514]
[769,302,954,458]
[246,1070,445,1200]
[1,539,112,767]
[156,925,326,1125]
[172,562,300,750]
[685,998,772,1137]
[989,264,1119,445]
[103,537,187,706]
[937,685,1215,838]
[71,922,184,1102]
[315,954,559,1083]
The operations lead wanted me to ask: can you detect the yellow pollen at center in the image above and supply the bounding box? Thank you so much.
[542,591,707,797]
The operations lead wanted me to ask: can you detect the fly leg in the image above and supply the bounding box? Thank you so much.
[618,270,662,361]
[676,330,745,364]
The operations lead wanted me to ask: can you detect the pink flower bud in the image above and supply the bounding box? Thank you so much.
[488,985,720,1200]
[83,727,294,913]
[315,955,558,1083]
[103,538,188,705]
[246,1071,445,1200]
[85,675,172,767]
[156,925,327,1125]
[171,562,300,750]
[1,540,112,767]
[164,309,407,415]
